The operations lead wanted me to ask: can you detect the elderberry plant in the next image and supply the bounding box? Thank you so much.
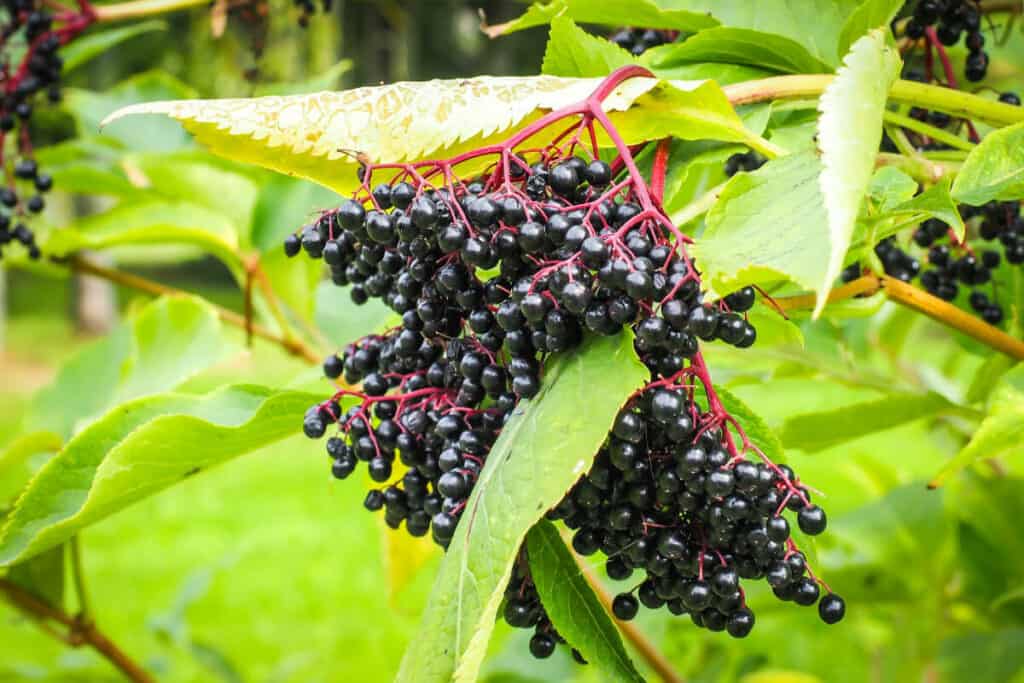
[290,66,841,661]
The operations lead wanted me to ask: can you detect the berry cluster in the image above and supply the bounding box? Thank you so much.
[292,0,329,27]
[551,378,843,637]
[503,551,585,661]
[0,0,93,259]
[865,198,1024,325]
[609,28,676,56]
[904,0,987,82]
[291,66,838,660]
[724,152,765,177]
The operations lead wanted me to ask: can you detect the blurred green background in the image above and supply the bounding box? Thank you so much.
[1,2,1023,682]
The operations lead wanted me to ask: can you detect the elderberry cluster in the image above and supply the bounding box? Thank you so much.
[292,0,330,27]
[904,0,987,81]
[503,552,586,662]
[548,382,845,637]
[0,0,82,260]
[609,28,676,56]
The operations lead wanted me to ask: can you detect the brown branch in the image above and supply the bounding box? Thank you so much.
[773,274,1024,361]
[0,579,155,683]
[573,556,685,683]
[65,254,322,366]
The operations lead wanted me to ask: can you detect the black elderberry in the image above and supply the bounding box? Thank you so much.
[529,633,557,659]
[797,504,827,535]
[818,593,846,624]
[612,593,639,620]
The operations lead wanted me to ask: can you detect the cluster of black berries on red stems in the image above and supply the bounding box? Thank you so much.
[0,0,95,260]
[904,0,988,81]
[290,66,843,660]
[856,198,1024,325]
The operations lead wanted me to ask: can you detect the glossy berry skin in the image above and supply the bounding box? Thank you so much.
[818,593,846,624]
[612,593,640,620]
[529,633,557,659]
[797,505,828,535]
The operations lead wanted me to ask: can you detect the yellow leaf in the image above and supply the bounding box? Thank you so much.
[741,671,824,683]
[379,518,439,608]
[101,75,757,196]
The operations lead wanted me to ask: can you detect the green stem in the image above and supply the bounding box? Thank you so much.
[922,149,971,161]
[884,124,921,159]
[876,152,961,184]
[883,111,976,151]
[724,76,1024,128]
[93,0,209,22]
[70,537,90,619]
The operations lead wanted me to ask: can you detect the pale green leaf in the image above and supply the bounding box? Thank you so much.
[0,432,61,505]
[952,121,1024,205]
[879,177,965,239]
[648,27,830,75]
[61,21,167,73]
[314,282,395,346]
[542,17,637,78]
[0,385,321,565]
[23,296,225,440]
[526,521,644,683]
[746,304,804,348]
[780,392,955,453]
[693,151,829,297]
[395,333,648,683]
[867,166,918,212]
[484,0,718,36]
[102,76,758,196]
[250,175,338,253]
[45,199,242,273]
[815,28,900,315]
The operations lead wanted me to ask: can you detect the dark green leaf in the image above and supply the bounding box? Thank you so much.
[713,385,787,464]
[648,27,830,75]
[542,18,637,78]
[938,630,1024,683]
[62,21,167,73]
[395,333,648,683]
[526,521,644,683]
[487,0,718,36]
[6,544,65,608]
[780,392,956,453]
[0,385,321,565]
[952,121,1024,204]
[837,0,904,57]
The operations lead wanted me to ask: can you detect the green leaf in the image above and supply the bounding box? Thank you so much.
[0,385,321,565]
[103,76,760,196]
[314,282,395,346]
[69,71,197,152]
[131,153,261,239]
[45,200,242,273]
[780,392,955,453]
[713,385,787,464]
[878,177,965,239]
[867,166,918,212]
[648,27,830,75]
[0,432,61,505]
[815,28,900,315]
[952,121,1024,205]
[542,17,637,78]
[525,520,643,683]
[485,0,718,36]
[395,332,648,683]
[642,54,775,84]
[837,0,904,57]
[23,296,226,440]
[693,151,829,297]
[745,304,804,348]
[61,21,167,73]
[250,175,338,253]
[931,381,1024,487]
[938,630,1024,683]
[6,544,65,607]
[252,59,353,97]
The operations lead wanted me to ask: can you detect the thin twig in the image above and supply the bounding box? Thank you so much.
[64,254,323,365]
[0,578,156,683]
[773,274,1024,361]
[92,0,209,21]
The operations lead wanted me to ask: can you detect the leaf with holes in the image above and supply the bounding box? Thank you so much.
[526,520,644,683]
[102,75,760,196]
[815,28,900,315]
[0,385,321,566]
[394,332,647,683]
